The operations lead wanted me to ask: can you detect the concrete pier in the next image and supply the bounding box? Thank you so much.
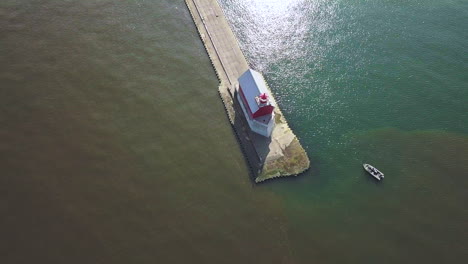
[186,0,310,182]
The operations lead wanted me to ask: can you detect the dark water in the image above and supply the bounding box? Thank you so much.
[1,0,467,263]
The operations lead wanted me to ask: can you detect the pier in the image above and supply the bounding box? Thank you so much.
[186,0,310,182]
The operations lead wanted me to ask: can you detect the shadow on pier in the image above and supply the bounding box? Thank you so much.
[230,90,272,181]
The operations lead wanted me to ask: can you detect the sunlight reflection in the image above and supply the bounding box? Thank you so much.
[220,0,339,71]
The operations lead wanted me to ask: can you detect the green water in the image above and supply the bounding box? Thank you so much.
[1,0,467,263]
[219,0,468,262]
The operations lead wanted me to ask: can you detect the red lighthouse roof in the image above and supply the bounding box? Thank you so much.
[259,93,268,104]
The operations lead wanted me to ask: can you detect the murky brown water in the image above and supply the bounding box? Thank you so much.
[1,1,294,263]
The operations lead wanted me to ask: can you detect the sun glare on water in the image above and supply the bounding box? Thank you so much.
[221,0,339,71]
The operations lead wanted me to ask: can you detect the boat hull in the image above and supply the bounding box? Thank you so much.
[363,164,384,181]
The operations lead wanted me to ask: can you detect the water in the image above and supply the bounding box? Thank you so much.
[1,0,467,263]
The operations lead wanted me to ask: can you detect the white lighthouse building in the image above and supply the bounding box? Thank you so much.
[236,69,275,137]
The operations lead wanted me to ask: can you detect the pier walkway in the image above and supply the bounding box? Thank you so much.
[186,0,309,182]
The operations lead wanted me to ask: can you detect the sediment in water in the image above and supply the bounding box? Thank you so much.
[185,0,310,182]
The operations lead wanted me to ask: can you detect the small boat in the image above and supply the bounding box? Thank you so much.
[363,163,384,181]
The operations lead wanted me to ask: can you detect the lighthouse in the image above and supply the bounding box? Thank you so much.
[236,69,275,137]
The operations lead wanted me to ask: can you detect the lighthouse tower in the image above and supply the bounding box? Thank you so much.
[236,69,275,137]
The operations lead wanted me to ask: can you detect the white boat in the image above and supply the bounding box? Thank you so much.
[363,164,384,181]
